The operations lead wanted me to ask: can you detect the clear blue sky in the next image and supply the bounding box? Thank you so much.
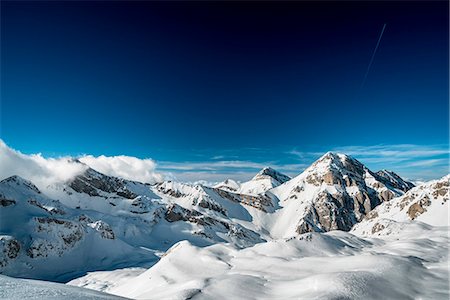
[1,1,448,181]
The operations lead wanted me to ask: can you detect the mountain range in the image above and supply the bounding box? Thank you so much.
[0,151,448,299]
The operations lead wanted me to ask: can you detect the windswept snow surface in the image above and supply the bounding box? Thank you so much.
[70,221,449,299]
[0,274,127,299]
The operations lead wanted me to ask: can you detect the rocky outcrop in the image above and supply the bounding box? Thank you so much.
[0,198,16,207]
[0,236,20,267]
[28,199,66,215]
[163,203,263,244]
[197,197,227,215]
[214,188,273,212]
[155,182,189,198]
[252,167,291,184]
[28,217,84,258]
[89,221,115,239]
[276,152,411,234]
[351,175,449,236]
[375,170,415,192]
[69,168,138,199]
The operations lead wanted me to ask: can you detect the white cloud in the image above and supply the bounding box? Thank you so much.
[0,140,88,190]
[79,155,164,184]
[0,140,165,191]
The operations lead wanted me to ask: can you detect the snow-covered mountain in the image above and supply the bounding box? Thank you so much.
[238,167,291,195]
[0,175,158,281]
[352,174,449,236]
[264,152,412,237]
[375,169,415,192]
[0,170,264,281]
[214,167,291,196]
[1,150,447,299]
[68,174,448,300]
[213,179,240,192]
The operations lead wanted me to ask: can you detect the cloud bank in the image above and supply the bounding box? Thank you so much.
[79,155,164,184]
[0,140,88,190]
[0,140,164,190]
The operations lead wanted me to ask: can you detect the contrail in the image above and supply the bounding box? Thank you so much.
[361,23,387,89]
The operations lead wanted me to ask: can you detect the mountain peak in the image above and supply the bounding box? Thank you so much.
[307,152,364,177]
[317,151,354,164]
[213,179,240,192]
[375,169,415,192]
[0,175,41,194]
[253,167,291,184]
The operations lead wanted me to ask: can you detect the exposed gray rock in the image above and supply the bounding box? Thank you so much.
[69,168,138,199]
[375,170,415,192]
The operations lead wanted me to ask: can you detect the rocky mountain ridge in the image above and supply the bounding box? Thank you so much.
[0,151,437,284]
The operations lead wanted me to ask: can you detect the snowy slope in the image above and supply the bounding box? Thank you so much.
[352,175,449,236]
[238,167,290,196]
[0,274,127,299]
[77,222,448,300]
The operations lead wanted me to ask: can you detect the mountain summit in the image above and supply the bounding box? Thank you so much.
[252,167,291,184]
[268,152,411,236]
[238,167,291,196]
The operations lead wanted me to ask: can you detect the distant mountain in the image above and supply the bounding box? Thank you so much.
[375,169,415,192]
[214,167,291,196]
[238,167,291,195]
[213,179,240,192]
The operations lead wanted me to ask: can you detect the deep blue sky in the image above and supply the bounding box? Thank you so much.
[1,1,448,181]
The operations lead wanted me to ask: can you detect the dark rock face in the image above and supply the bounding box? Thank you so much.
[0,237,21,267]
[291,153,411,234]
[155,182,188,198]
[432,180,448,199]
[296,192,356,233]
[375,170,415,192]
[0,198,16,207]
[70,177,100,196]
[69,168,138,199]
[214,188,273,212]
[164,204,203,223]
[163,204,263,243]
[28,217,84,258]
[91,221,115,240]
[253,167,291,184]
[197,198,227,216]
[28,199,66,215]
